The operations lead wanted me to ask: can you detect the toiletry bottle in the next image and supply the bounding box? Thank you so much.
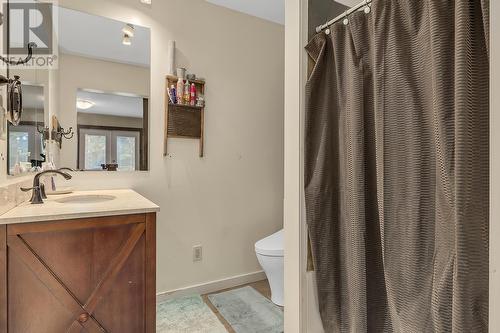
[176,79,184,105]
[184,80,190,104]
[170,84,177,104]
[190,83,196,106]
[167,85,174,104]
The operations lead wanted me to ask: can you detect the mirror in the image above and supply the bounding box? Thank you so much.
[7,84,45,174]
[57,7,151,171]
[76,89,148,171]
[5,5,151,174]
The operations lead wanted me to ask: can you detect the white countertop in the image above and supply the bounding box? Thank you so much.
[0,189,159,225]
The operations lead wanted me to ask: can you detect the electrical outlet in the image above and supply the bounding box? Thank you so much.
[193,245,202,262]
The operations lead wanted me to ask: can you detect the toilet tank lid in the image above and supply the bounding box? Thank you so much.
[255,229,283,256]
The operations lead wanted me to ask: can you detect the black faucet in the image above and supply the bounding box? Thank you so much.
[21,170,72,204]
[57,167,76,172]
[46,168,79,195]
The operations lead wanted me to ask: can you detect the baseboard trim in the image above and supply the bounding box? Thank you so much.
[156,270,266,303]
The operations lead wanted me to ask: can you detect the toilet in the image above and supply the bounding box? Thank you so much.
[255,229,284,306]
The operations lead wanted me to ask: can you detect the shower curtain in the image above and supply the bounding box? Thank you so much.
[304,0,489,332]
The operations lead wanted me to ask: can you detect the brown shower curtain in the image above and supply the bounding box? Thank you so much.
[304,0,489,332]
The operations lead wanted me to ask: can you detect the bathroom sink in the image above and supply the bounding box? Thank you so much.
[54,194,116,204]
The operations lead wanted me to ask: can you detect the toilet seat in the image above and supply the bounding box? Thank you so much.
[255,230,283,257]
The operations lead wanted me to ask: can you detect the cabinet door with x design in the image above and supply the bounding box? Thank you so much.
[0,213,156,333]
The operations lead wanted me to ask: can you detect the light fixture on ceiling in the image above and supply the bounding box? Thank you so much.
[122,24,134,45]
[76,99,95,110]
[140,0,152,4]
[122,34,132,46]
[122,24,135,38]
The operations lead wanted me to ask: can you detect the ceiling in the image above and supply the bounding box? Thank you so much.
[77,90,144,118]
[204,1,358,25]
[206,0,285,25]
[57,6,151,67]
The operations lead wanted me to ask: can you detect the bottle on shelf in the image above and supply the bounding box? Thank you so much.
[183,80,190,104]
[170,84,177,104]
[190,83,196,106]
[176,78,184,104]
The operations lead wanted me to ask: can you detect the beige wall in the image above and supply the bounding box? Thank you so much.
[58,53,149,169]
[48,0,285,295]
[490,0,498,331]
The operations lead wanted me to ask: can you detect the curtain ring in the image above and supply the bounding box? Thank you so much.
[342,11,349,25]
[364,0,371,14]
[325,27,331,35]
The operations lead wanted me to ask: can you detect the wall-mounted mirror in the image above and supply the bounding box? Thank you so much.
[5,5,151,174]
[56,7,151,171]
[4,0,53,176]
[7,84,45,174]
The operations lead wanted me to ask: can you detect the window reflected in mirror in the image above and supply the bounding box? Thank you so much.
[77,89,148,171]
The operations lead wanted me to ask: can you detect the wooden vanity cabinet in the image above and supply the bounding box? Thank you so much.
[0,212,156,333]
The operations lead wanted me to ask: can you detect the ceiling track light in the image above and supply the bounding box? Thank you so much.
[122,24,135,38]
[122,34,132,46]
[76,99,95,110]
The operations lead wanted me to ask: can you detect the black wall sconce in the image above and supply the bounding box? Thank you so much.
[51,116,74,148]
[37,124,50,148]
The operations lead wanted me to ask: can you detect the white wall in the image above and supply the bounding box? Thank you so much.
[284,0,308,332]
[0,0,285,295]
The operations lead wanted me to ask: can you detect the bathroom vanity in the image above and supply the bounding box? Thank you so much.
[0,189,159,333]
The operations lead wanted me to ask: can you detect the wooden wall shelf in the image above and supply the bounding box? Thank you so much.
[164,75,205,157]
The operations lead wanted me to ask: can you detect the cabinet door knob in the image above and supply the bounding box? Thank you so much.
[78,313,89,323]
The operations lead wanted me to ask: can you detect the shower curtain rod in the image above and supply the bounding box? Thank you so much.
[315,0,372,33]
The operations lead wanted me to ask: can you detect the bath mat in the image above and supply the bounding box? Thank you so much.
[157,295,227,333]
[208,286,284,333]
